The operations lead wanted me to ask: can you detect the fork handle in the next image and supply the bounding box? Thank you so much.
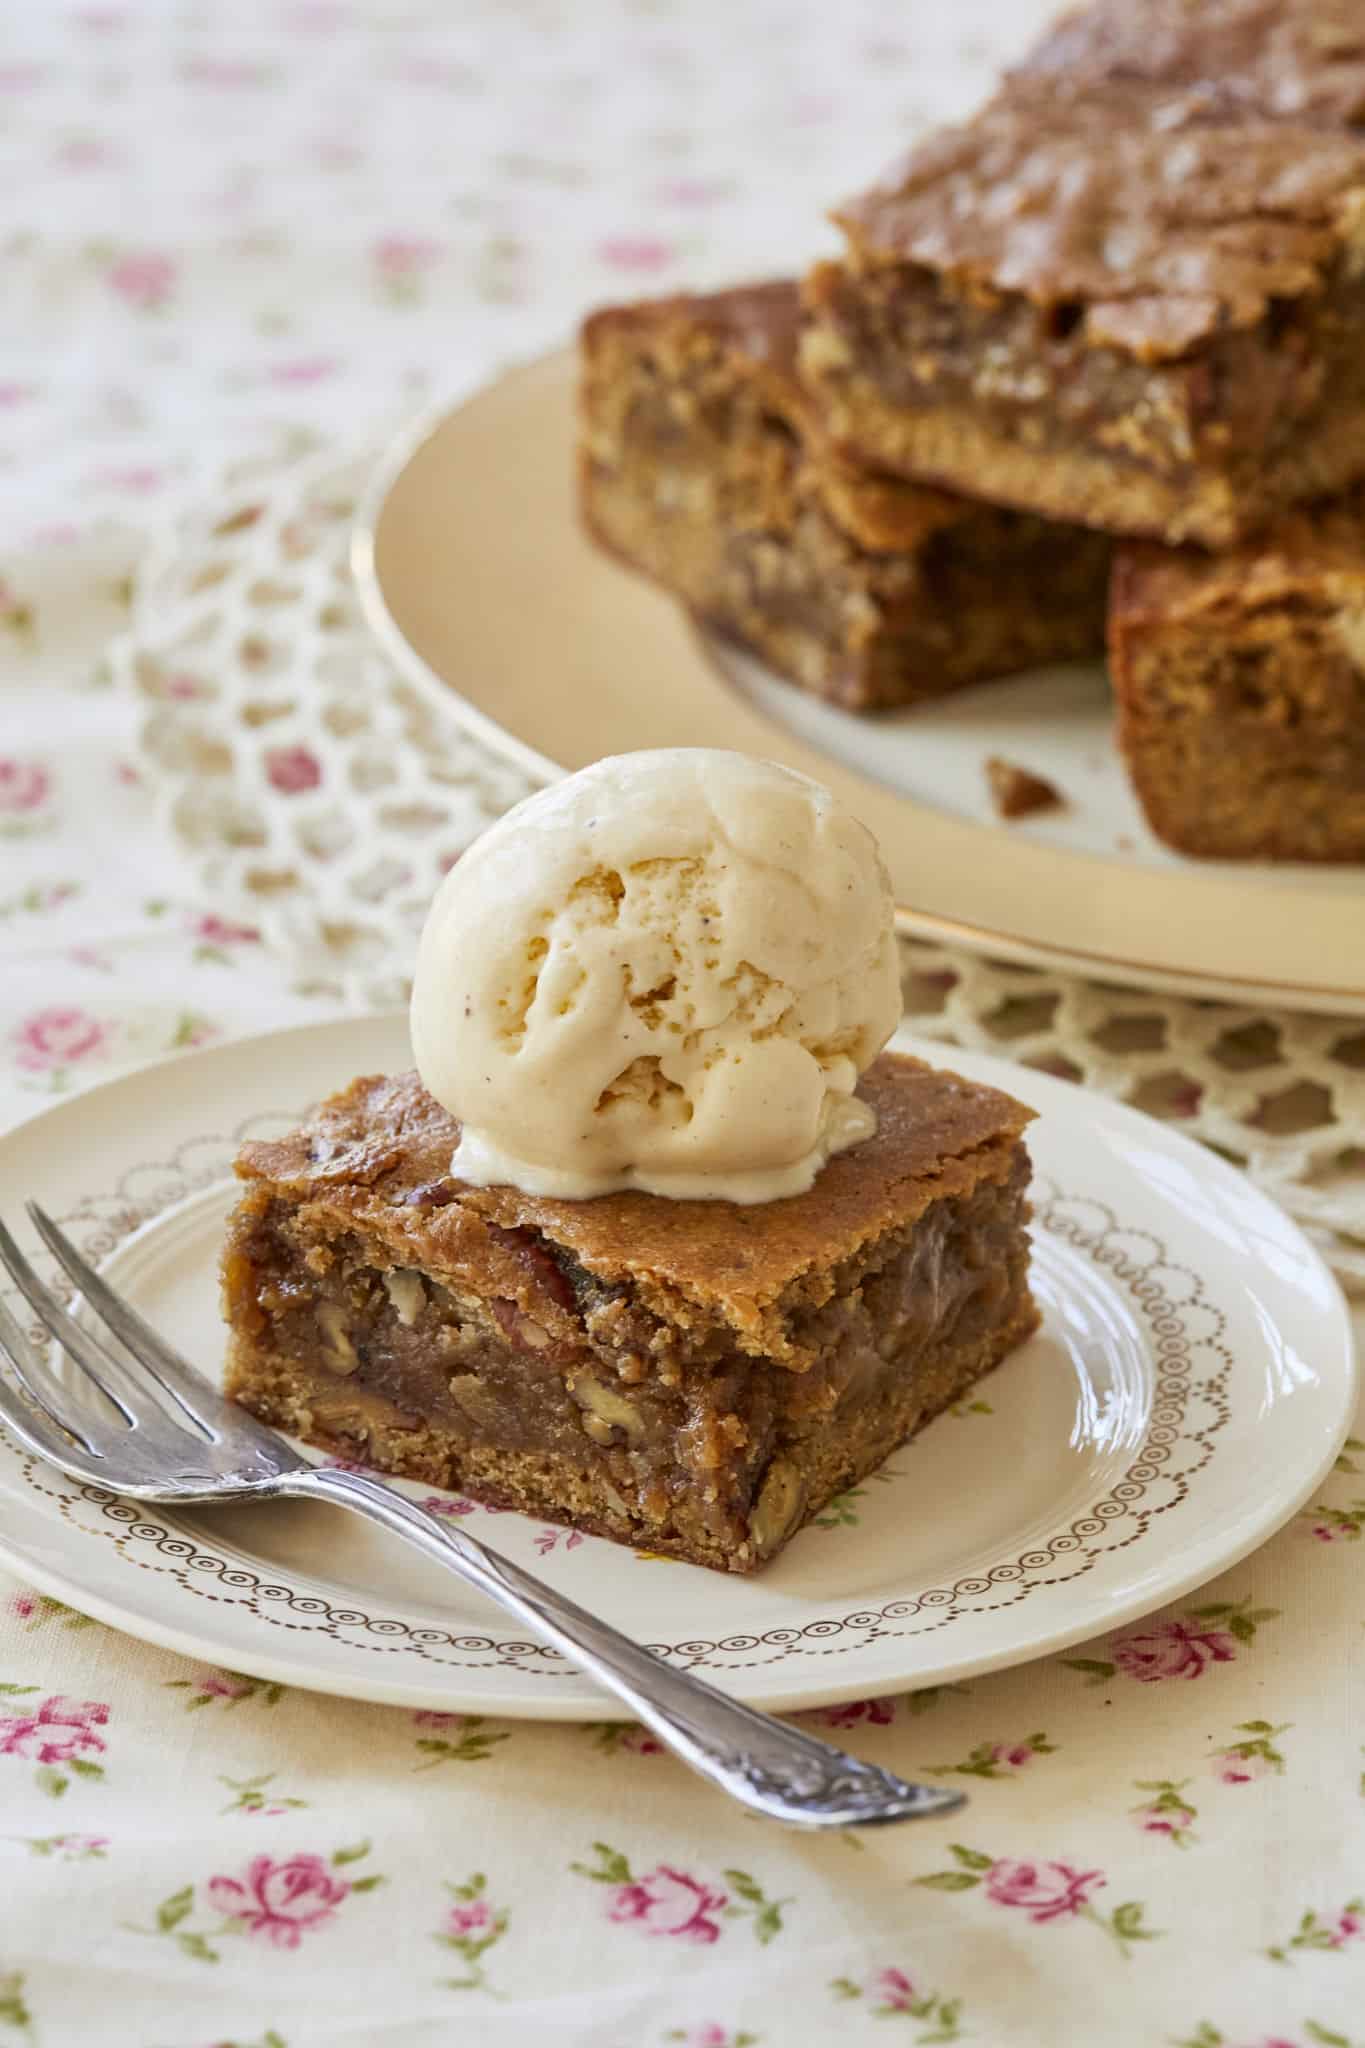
[283,1466,960,1830]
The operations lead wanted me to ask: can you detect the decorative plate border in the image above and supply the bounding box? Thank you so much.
[0,1120,1232,1682]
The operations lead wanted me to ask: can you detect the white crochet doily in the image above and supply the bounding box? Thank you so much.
[114,436,1365,1291]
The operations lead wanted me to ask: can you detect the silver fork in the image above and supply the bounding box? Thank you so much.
[0,1202,963,1831]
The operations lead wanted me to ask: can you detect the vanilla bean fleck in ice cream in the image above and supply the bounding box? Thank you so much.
[410,749,901,1202]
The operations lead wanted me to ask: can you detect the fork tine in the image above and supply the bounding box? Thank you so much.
[0,1211,164,1433]
[0,1292,106,1467]
[0,1367,110,1482]
[26,1202,238,1444]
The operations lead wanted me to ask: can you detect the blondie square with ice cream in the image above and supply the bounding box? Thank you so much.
[221,753,1038,1571]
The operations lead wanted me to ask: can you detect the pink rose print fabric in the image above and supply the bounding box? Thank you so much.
[129,1842,381,1964]
[1131,1781,1199,1848]
[870,1969,917,2012]
[572,1844,786,1945]
[207,1853,349,1949]
[814,1696,896,1730]
[0,1695,108,1765]
[829,1963,967,2034]
[1114,1621,1238,1683]
[0,759,50,814]
[106,252,177,310]
[984,1858,1104,1923]
[596,234,678,272]
[609,1866,728,1945]
[11,1008,107,1074]
[591,1723,663,1756]
[915,1845,1159,1956]
[446,1898,493,1937]
[188,914,259,947]
[433,1872,508,1991]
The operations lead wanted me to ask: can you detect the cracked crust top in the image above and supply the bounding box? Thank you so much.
[1014,0,1365,128]
[835,80,1365,360]
[233,1051,1035,1354]
[1112,483,1365,625]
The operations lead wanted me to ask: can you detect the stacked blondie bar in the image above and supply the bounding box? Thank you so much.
[579,0,1365,862]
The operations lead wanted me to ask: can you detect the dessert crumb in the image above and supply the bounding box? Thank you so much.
[986,756,1064,820]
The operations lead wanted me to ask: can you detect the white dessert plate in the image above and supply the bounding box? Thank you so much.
[0,1013,1353,1719]
[353,352,1365,1015]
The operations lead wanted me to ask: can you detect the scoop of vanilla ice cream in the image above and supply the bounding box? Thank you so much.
[410,749,902,1202]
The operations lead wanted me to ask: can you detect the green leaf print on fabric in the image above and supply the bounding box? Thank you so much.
[1062,1659,1116,1687]
[0,1972,31,2033]
[169,1010,217,1050]
[434,1872,509,1993]
[0,585,35,636]
[662,2031,760,2048]
[7,1592,95,1631]
[1131,1781,1198,1848]
[218,1773,308,1816]
[411,1713,509,1770]
[157,1886,194,1932]
[572,1842,634,1887]
[924,1733,1056,1779]
[12,1832,108,1859]
[1175,2024,1364,2048]
[1267,1899,1365,1964]
[720,1868,790,1946]
[831,1965,967,2040]
[1209,1719,1291,1783]
[165,1670,284,1710]
[1303,1500,1365,1542]
[904,1685,972,1717]
[1187,1598,1279,1647]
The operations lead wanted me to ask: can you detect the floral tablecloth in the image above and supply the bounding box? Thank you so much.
[2,5,1364,2045]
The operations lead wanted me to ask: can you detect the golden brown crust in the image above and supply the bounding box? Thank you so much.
[225,1053,1039,1570]
[1109,516,1365,861]
[235,1051,1035,1324]
[1014,0,1365,129]
[581,279,804,382]
[836,84,1365,358]
[1110,494,1365,627]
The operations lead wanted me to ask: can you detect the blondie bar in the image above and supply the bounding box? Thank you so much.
[1109,498,1365,860]
[803,48,1365,547]
[222,1054,1038,1573]
[580,282,1109,711]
